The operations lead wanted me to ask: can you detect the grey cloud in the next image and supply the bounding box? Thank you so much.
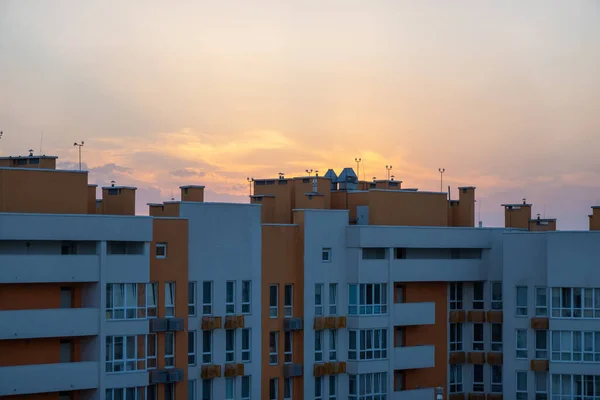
[170,169,206,178]
[90,163,133,175]
[57,161,89,171]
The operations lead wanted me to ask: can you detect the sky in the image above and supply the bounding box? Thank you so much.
[1,0,599,229]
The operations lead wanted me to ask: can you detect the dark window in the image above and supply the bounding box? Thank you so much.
[255,181,266,186]
[266,180,275,185]
[278,180,288,185]
[108,188,120,195]
[362,248,387,260]
[394,248,407,259]
[29,158,40,165]
[14,159,27,165]
[389,182,399,187]
[61,241,77,255]
[302,178,310,183]
[107,241,144,255]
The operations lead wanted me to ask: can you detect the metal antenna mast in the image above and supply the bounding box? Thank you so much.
[438,168,445,192]
[355,158,362,179]
[73,141,85,171]
[246,177,254,196]
[385,165,393,180]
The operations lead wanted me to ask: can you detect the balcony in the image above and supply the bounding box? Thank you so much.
[467,352,486,365]
[201,365,222,379]
[0,361,99,396]
[314,316,346,330]
[393,302,435,326]
[392,388,435,400]
[0,308,99,340]
[283,363,303,378]
[393,345,435,370]
[201,316,222,330]
[0,255,99,283]
[450,352,466,364]
[284,318,303,331]
[224,364,244,377]
[530,360,549,372]
[487,352,503,365]
[105,254,149,282]
[531,317,549,330]
[391,259,484,282]
[449,310,466,323]
[486,311,503,323]
[224,315,245,329]
[467,310,486,323]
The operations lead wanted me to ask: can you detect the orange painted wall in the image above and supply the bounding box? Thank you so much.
[403,282,447,395]
[150,218,189,400]
[0,337,84,367]
[101,188,136,216]
[504,206,531,229]
[368,191,448,226]
[590,208,600,230]
[456,188,475,227]
[87,185,97,214]
[254,181,294,224]
[529,220,557,232]
[0,284,61,310]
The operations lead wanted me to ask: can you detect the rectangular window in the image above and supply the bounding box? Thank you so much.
[348,283,388,316]
[516,371,527,400]
[105,335,145,373]
[491,323,502,352]
[270,285,278,318]
[362,248,387,260]
[165,332,175,368]
[534,372,547,399]
[449,365,463,393]
[315,330,324,362]
[269,332,279,365]
[491,365,502,393]
[147,333,157,369]
[315,284,324,316]
[473,364,484,392]
[164,384,175,400]
[189,380,196,400]
[450,323,463,352]
[226,281,235,315]
[225,377,234,400]
[147,282,157,318]
[516,286,528,316]
[473,323,484,351]
[329,283,338,315]
[241,376,251,400]
[491,281,502,310]
[348,328,388,360]
[189,282,197,316]
[551,287,600,319]
[516,329,528,359]
[450,283,463,310]
[269,378,278,400]
[165,282,175,318]
[106,283,149,320]
[535,287,547,316]
[188,331,196,365]
[348,373,387,400]
[202,380,211,400]
[535,330,548,359]
[284,377,292,400]
[225,330,235,363]
[284,331,293,363]
[315,377,323,400]
[329,330,337,361]
[156,243,167,259]
[202,331,212,363]
[322,248,331,262]
[473,282,484,310]
[202,281,213,315]
[328,375,337,400]
[241,328,251,362]
[284,284,293,318]
[242,281,251,314]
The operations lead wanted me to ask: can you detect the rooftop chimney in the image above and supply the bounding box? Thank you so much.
[180,185,205,202]
[101,183,137,215]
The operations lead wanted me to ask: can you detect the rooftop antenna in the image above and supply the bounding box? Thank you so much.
[28,148,34,157]
[438,168,445,192]
[39,131,43,155]
[390,174,395,182]
[73,141,85,171]
[372,176,377,182]
[354,158,362,179]
[315,170,319,177]
[305,169,313,177]
[278,172,285,180]
[522,197,527,205]
[478,198,482,227]
[385,165,393,180]
[246,177,254,197]
[448,185,451,201]
[110,180,116,187]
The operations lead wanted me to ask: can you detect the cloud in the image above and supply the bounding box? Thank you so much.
[170,169,205,178]
[90,163,133,175]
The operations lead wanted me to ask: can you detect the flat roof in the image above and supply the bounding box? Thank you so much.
[0,166,87,174]
[0,155,58,160]
[501,203,532,207]
[180,185,205,189]
[102,186,137,190]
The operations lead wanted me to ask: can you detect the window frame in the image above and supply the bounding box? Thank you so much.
[328,375,337,400]
[188,282,197,316]
[449,364,463,393]
[226,281,236,315]
[329,283,338,315]
[329,329,338,361]
[147,333,157,369]
[491,323,502,352]
[348,372,387,400]
[491,281,503,310]
[516,286,528,316]
[225,329,235,363]
[269,378,278,400]
[450,323,463,352]
[241,328,251,363]
[472,323,484,351]
[284,377,293,400]
[284,284,293,318]
[516,329,528,359]
[473,282,484,310]
[347,328,388,361]
[241,281,251,314]
[202,281,213,316]
[105,335,145,373]
[269,332,279,365]
[106,283,148,320]
[146,282,157,318]
[322,247,332,262]
[348,283,388,316]
[269,285,279,318]
[225,377,234,400]
[535,286,547,317]
[315,284,324,316]
[284,331,293,364]
[491,364,503,393]
[449,282,463,310]
[535,330,548,359]
[165,332,175,368]
[473,364,484,392]
[156,243,167,259]
[188,331,196,366]
[165,282,175,318]
[551,287,600,319]
[516,371,528,400]
[315,376,323,400]
[241,376,251,400]
[202,331,212,364]
[315,330,324,362]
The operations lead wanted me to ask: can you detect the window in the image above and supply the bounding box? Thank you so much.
[147,385,157,400]
[551,331,600,362]
[329,376,337,400]
[147,282,157,318]
[242,281,251,314]
[348,283,388,315]
[105,335,145,372]
[535,372,547,400]
[473,323,484,351]
[315,330,324,362]
[241,328,251,362]
[449,365,463,393]
[516,329,528,359]
[491,365,502,393]
[516,286,528,316]
[348,328,388,360]
[315,376,323,399]
[362,248,387,260]
[106,388,147,400]
[164,383,174,400]
[322,248,331,262]
[450,283,463,310]
[329,283,338,315]
[491,281,502,310]
[315,284,324,316]
[225,330,235,363]
[202,331,212,363]
[188,331,196,365]
[491,323,502,352]
[226,281,235,315]
[329,330,338,360]
[284,378,292,400]
[165,282,175,317]
[202,380,211,400]
[269,378,278,400]
[202,281,213,315]
[188,380,196,400]
[225,378,234,400]
[284,284,293,318]
[473,282,484,310]
[551,287,600,319]
[269,332,279,365]
[551,374,600,399]
[394,284,405,303]
[165,332,175,368]
[189,282,197,316]
[106,283,148,320]
[284,331,293,363]
[270,285,278,318]
[147,333,157,369]
[473,364,484,392]
[450,323,463,352]
[348,373,387,400]
[536,287,547,316]
[516,371,527,400]
[241,376,251,400]
[156,243,167,259]
[535,330,548,359]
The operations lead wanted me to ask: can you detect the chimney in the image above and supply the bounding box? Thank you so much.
[101,184,137,215]
[180,185,205,202]
[590,206,600,231]
[502,200,532,229]
[456,187,476,227]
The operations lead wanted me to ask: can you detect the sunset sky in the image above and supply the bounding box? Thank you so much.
[1,0,599,228]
